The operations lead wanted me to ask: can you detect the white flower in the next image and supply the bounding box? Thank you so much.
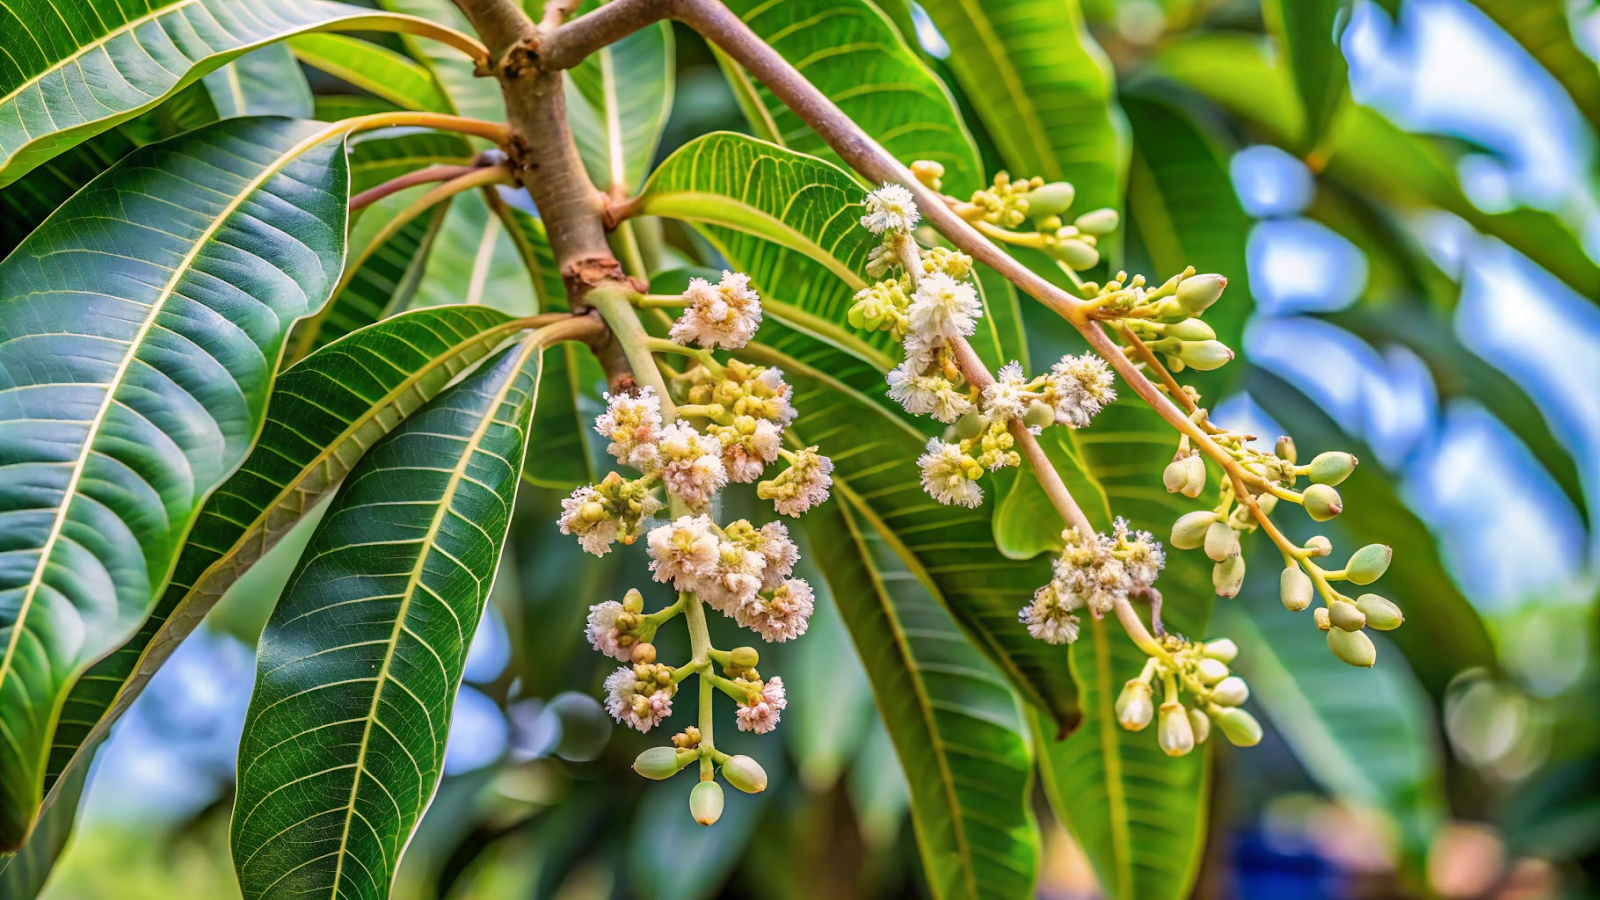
[1051,353,1116,428]
[901,332,943,372]
[1053,527,1129,616]
[982,361,1030,423]
[760,447,834,517]
[595,387,663,470]
[700,539,766,614]
[751,366,798,427]
[718,417,781,483]
[669,271,763,349]
[1113,517,1165,588]
[755,521,799,591]
[918,438,983,508]
[1020,580,1082,645]
[907,272,982,340]
[605,666,673,732]
[585,601,633,661]
[886,366,973,424]
[735,677,788,734]
[659,421,728,508]
[559,485,620,556]
[860,183,920,234]
[735,578,815,642]
[647,515,719,588]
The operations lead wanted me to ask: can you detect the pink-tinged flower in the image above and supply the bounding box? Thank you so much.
[586,600,632,661]
[735,579,815,642]
[646,515,719,589]
[699,540,766,614]
[758,447,834,517]
[735,676,788,734]
[669,271,763,350]
[595,387,663,470]
[755,521,799,591]
[659,421,728,508]
[718,417,781,483]
[558,485,620,556]
[604,666,673,733]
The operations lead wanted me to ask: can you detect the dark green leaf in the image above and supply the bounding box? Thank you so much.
[289,33,454,115]
[0,746,89,899]
[202,43,314,119]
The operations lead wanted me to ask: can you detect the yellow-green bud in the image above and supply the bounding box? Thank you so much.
[1356,594,1404,630]
[1314,606,1331,631]
[1163,457,1190,493]
[1171,511,1218,550]
[1176,273,1227,315]
[1304,535,1332,557]
[954,410,987,441]
[1026,181,1076,219]
[623,588,644,614]
[1188,708,1212,745]
[729,647,760,670]
[1196,657,1229,685]
[690,780,724,825]
[1215,707,1263,747]
[1213,554,1246,599]
[1162,318,1216,341]
[634,746,696,780]
[1211,675,1249,707]
[580,501,608,522]
[1308,451,1357,486]
[1257,493,1279,516]
[1327,626,1376,667]
[1050,238,1100,270]
[1074,207,1120,235]
[911,159,944,191]
[1329,600,1366,632]
[1344,544,1391,585]
[1115,679,1154,731]
[1159,701,1196,757]
[631,642,657,665]
[1176,340,1234,371]
[1275,435,1297,464]
[1303,483,1343,522]
[1281,566,1313,611]
[1203,638,1239,664]
[1181,454,1207,499]
[721,755,769,793]
[1204,520,1240,562]
[1024,400,1056,430]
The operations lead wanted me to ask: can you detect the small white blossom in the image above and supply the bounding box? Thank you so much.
[907,272,982,341]
[659,421,728,508]
[982,362,1030,423]
[886,365,973,424]
[559,485,620,556]
[605,666,673,732]
[735,677,788,733]
[735,578,815,642]
[1051,353,1116,428]
[647,515,719,588]
[755,521,799,591]
[585,600,633,661]
[595,387,663,470]
[760,447,834,517]
[918,438,983,508]
[1113,517,1165,588]
[1054,527,1128,616]
[751,366,798,427]
[669,271,763,349]
[700,539,767,614]
[1020,580,1082,645]
[860,183,920,234]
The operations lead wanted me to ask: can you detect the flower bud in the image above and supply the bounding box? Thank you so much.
[1196,657,1229,685]
[1188,707,1212,745]
[634,746,696,780]
[1049,238,1100,270]
[623,588,644,614]
[1215,707,1263,747]
[1181,454,1207,499]
[729,646,760,669]
[1202,638,1239,664]
[721,755,769,793]
[954,410,987,441]
[1280,566,1313,611]
[631,642,657,665]
[1159,702,1196,757]
[1023,400,1056,430]
[1204,520,1239,562]
[1115,679,1154,731]
[1313,606,1331,631]
[1356,594,1404,630]
[1162,318,1216,341]
[1303,483,1342,522]
[1211,675,1249,707]
[1329,601,1366,632]
[1344,544,1391,585]
[1303,535,1332,557]
[690,780,724,825]
[1327,626,1376,667]
[1074,207,1119,235]
[1026,181,1077,219]
[1171,511,1217,550]
[1163,457,1189,494]
[1213,554,1245,599]
[1308,451,1357,486]
[1275,435,1297,464]
[1256,493,1279,516]
[911,159,944,190]
[1176,340,1234,371]
[1176,273,1227,315]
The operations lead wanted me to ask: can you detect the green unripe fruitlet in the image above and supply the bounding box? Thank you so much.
[1304,535,1332,557]
[1281,566,1313,611]
[1314,606,1331,631]
[1176,340,1234,371]
[729,646,760,669]
[1025,181,1076,219]
[1356,594,1404,630]
[1205,520,1240,562]
[1303,483,1343,522]
[1328,626,1377,667]
[1023,400,1056,430]
[1050,238,1100,270]
[690,780,725,825]
[1276,435,1297,464]
[954,410,986,441]
[1308,451,1357,486]
[721,755,769,793]
[1181,454,1207,498]
[1329,600,1366,632]
[1163,457,1189,494]
[1176,273,1227,315]
[1171,511,1217,550]
[634,746,695,780]
[1213,554,1246,599]
[1215,707,1263,747]
[1115,679,1154,731]
[1344,544,1391,585]
[1074,207,1119,235]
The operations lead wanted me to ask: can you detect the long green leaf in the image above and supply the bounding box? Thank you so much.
[0,746,89,899]
[411,189,539,315]
[231,337,543,899]
[567,8,674,194]
[202,43,314,119]
[0,0,480,187]
[347,130,474,196]
[46,306,522,803]
[0,116,351,848]
[378,0,504,122]
[806,498,1039,900]
[1262,0,1351,152]
[1464,0,1600,135]
[289,33,454,115]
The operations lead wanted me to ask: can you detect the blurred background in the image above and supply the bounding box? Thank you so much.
[31,0,1600,897]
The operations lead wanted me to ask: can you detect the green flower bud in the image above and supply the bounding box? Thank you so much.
[1344,544,1392,585]
[1280,566,1313,611]
[954,410,987,441]
[1025,181,1077,219]
[1161,318,1216,341]
[1159,702,1196,757]
[1275,435,1297,464]
[1213,554,1246,599]
[1024,399,1056,430]
[1329,600,1366,632]
[1202,638,1239,664]
[1070,208,1117,236]
[1256,492,1279,516]
[1215,707,1263,747]
[623,588,644,614]
[1303,483,1343,522]
[1313,606,1331,631]
[1327,626,1376,667]
[1308,451,1358,486]
[1176,340,1235,371]
[1181,454,1207,499]
[1356,594,1404,631]
[721,755,769,793]
[1211,675,1249,707]
[1188,707,1212,745]
[1204,520,1240,562]
[1049,238,1100,270]
[1304,535,1332,557]
[1163,457,1189,494]
[1176,273,1227,315]
[1196,657,1229,685]
[729,646,760,669]
[690,780,724,825]
[1171,511,1218,550]
[634,746,696,780]
[1115,679,1154,732]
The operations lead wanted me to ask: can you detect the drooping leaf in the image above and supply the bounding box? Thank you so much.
[202,43,314,119]
[566,10,674,194]
[806,498,1039,900]
[0,745,90,899]
[232,337,544,899]
[289,33,454,115]
[1262,0,1351,153]
[1463,0,1600,135]
[0,116,351,848]
[0,0,482,186]
[47,306,523,800]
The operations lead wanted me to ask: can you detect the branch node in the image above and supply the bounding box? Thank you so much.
[499,36,543,79]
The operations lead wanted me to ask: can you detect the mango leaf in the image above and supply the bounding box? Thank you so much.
[411,189,539,315]
[289,33,454,115]
[0,747,89,899]
[231,337,543,899]
[378,0,504,122]
[566,11,674,194]
[46,306,523,802]
[806,498,1039,900]
[347,130,474,195]
[0,116,351,848]
[0,0,481,187]
[916,0,1127,227]
[1464,0,1600,135]
[1262,0,1351,153]
[202,43,314,119]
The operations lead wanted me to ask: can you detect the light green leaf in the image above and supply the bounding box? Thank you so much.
[1464,0,1600,135]
[347,130,475,195]
[203,43,314,119]
[378,0,505,122]
[289,33,454,115]
[0,116,351,848]
[231,337,544,899]
[567,10,674,194]
[47,306,524,802]
[0,0,482,187]
[806,497,1039,900]
[1262,0,1351,152]
[411,189,539,315]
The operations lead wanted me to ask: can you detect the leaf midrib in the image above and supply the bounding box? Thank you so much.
[0,0,199,111]
[949,0,1060,179]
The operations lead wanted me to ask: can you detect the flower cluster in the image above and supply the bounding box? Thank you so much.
[933,166,1120,271]
[669,270,763,350]
[1018,519,1165,645]
[1113,637,1264,756]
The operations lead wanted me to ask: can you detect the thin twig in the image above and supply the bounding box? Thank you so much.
[348,165,480,211]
